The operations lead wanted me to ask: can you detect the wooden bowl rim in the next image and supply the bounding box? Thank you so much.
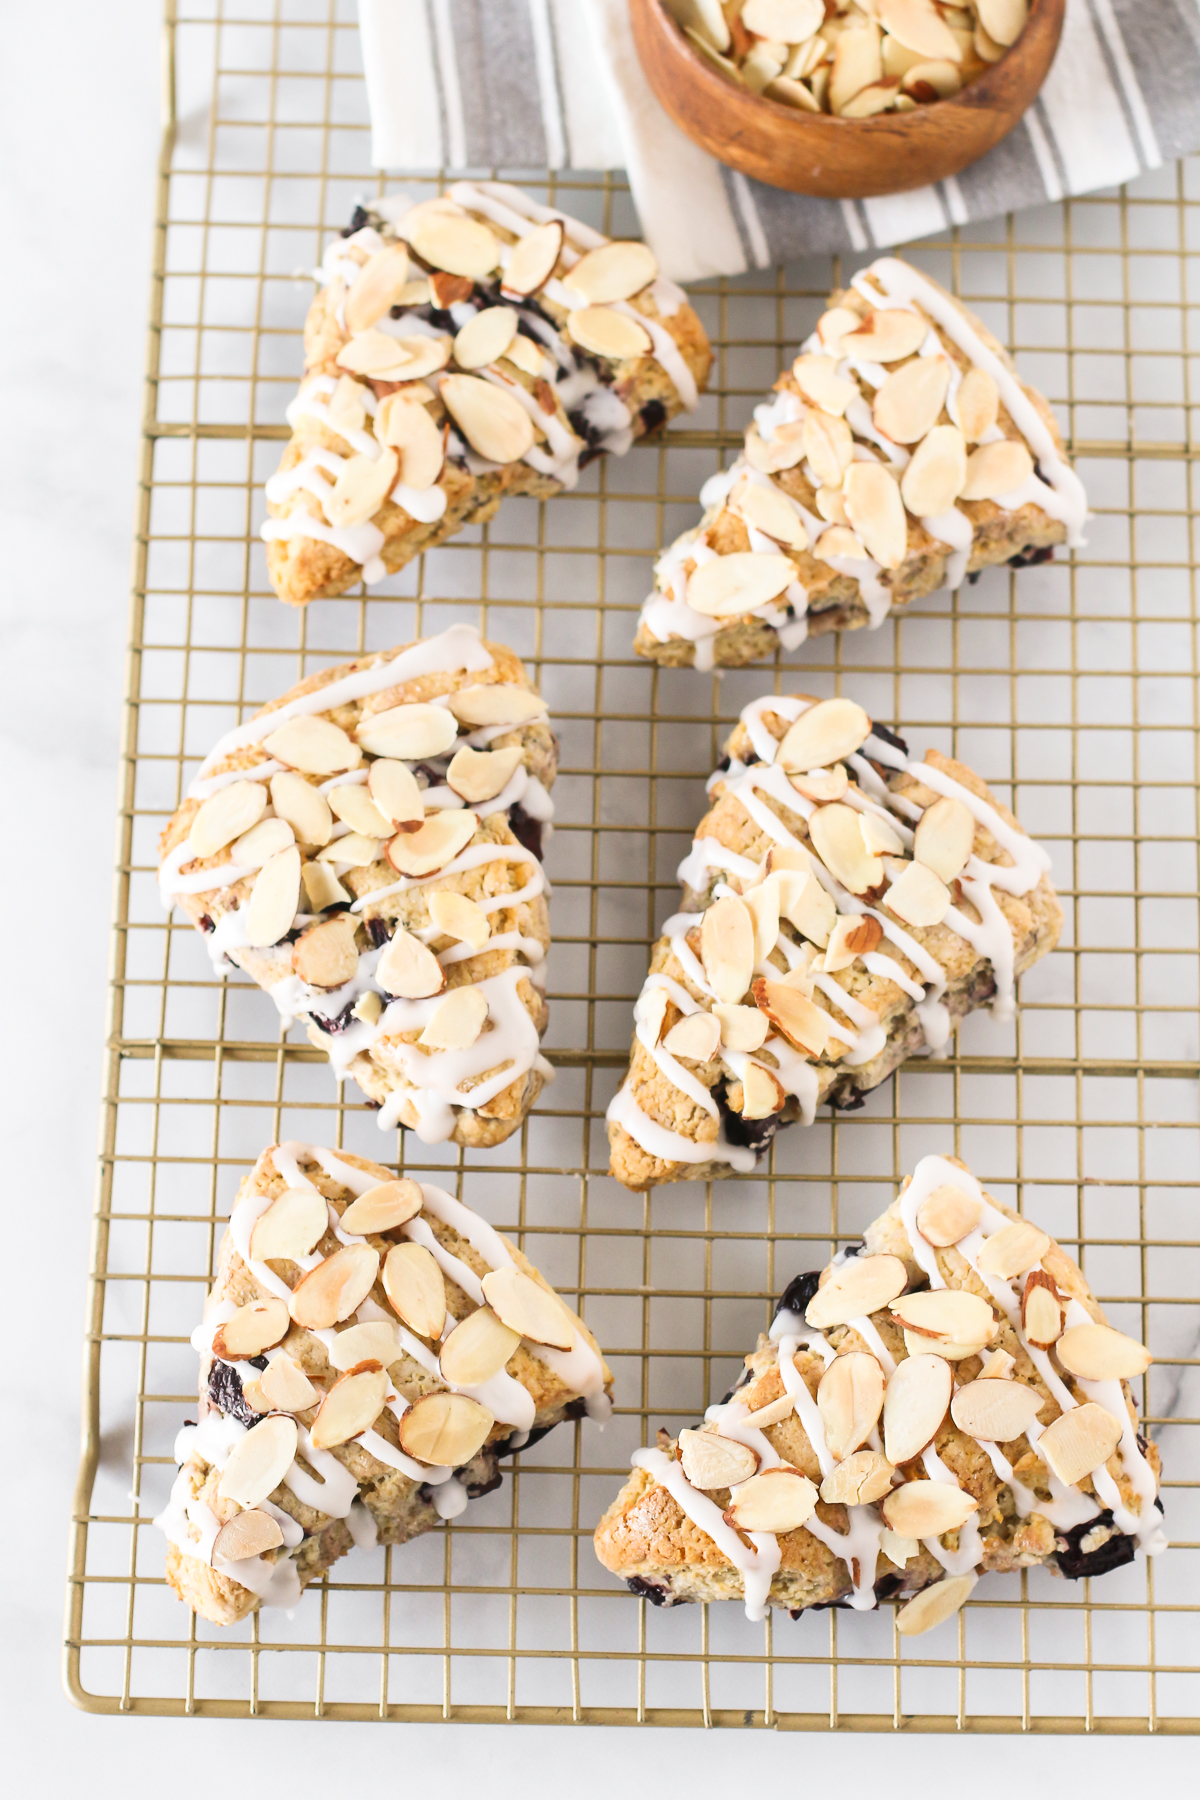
[641,0,1065,138]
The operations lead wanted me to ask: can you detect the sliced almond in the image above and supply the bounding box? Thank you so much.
[777,869,836,947]
[1056,1323,1152,1383]
[212,1509,286,1563]
[340,1179,424,1235]
[820,1448,895,1507]
[1021,1271,1064,1348]
[447,684,544,728]
[441,373,535,464]
[568,303,653,360]
[481,1266,575,1350]
[256,1354,319,1414]
[429,889,491,951]
[724,1467,818,1534]
[439,1304,521,1385]
[977,1219,1051,1280]
[190,780,269,858]
[315,830,383,868]
[243,845,301,948]
[809,802,883,894]
[790,764,850,803]
[293,913,359,989]
[1037,1402,1124,1486]
[895,1572,976,1636]
[686,551,796,619]
[446,743,524,804]
[397,1390,494,1466]
[961,438,1034,501]
[842,461,908,570]
[792,353,857,416]
[677,1428,759,1491]
[563,240,658,304]
[816,306,861,354]
[713,1002,770,1052]
[859,810,905,857]
[302,861,350,912]
[845,308,928,364]
[500,220,564,297]
[419,984,489,1051]
[882,1352,952,1464]
[802,408,854,488]
[889,1288,995,1348]
[453,306,520,371]
[951,1377,1044,1443]
[979,1348,1016,1381]
[249,1187,329,1263]
[822,912,883,973]
[367,759,425,829]
[806,1254,908,1330]
[912,795,974,882]
[733,477,807,549]
[700,894,756,1004]
[882,1478,977,1539]
[662,1010,722,1061]
[311,1362,390,1449]
[976,0,1027,47]
[216,1414,298,1507]
[878,0,962,59]
[873,356,951,446]
[408,210,499,279]
[900,424,967,518]
[270,771,332,848]
[328,1321,402,1371]
[264,714,361,777]
[743,879,780,964]
[777,697,871,773]
[355,701,458,761]
[344,243,411,333]
[915,1183,982,1247]
[375,394,444,490]
[212,1297,291,1362]
[376,925,445,1000]
[383,1240,446,1339]
[955,366,1000,443]
[336,327,418,380]
[740,1062,787,1119]
[288,1241,380,1332]
[386,810,479,878]
[885,859,951,928]
[751,977,829,1058]
[817,1351,885,1461]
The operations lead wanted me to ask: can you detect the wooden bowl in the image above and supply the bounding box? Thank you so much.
[629,0,1065,199]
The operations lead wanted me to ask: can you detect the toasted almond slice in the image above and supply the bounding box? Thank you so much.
[563,240,658,304]
[481,1266,575,1350]
[882,1478,977,1538]
[817,1350,885,1461]
[288,1241,380,1332]
[743,879,780,964]
[751,978,829,1058]
[686,551,797,618]
[741,1062,787,1119]
[376,925,445,1000]
[700,894,756,1004]
[882,1352,952,1464]
[212,1509,286,1563]
[328,785,392,838]
[566,302,653,359]
[776,869,837,947]
[382,1240,446,1338]
[386,810,479,878]
[842,461,908,570]
[1021,1270,1064,1348]
[712,1002,770,1053]
[885,859,951,927]
[441,373,536,464]
[249,1187,330,1265]
[845,308,928,363]
[355,701,458,761]
[341,1179,424,1235]
[677,1428,759,1491]
[190,780,269,858]
[732,477,807,549]
[890,1288,996,1347]
[873,356,951,447]
[976,0,1027,46]
[398,1390,494,1466]
[662,1011,722,1061]
[454,306,520,370]
[292,914,359,989]
[315,830,383,868]
[212,1297,292,1362]
[447,684,544,728]
[1056,1323,1152,1383]
[792,353,857,416]
[429,889,491,951]
[311,1362,390,1449]
[328,1321,403,1371]
[878,0,962,59]
[1037,1402,1124,1485]
[446,743,524,804]
[977,1219,1052,1280]
[822,912,883,973]
[816,306,861,353]
[961,438,1035,501]
[802,409,854,488]
[912,795,974,882]
[439,1305,521,1386]
[231,817,295,871]
[951,1377,1044,1442]
[955,366,1000,442]
[895,1572,976,1636]
[420,984,489,1051]
[375,394,444,490]
[980,1348,1016,1380]
[859,810,905,858]
[336,327,416,380]
[243,845,301,948]
[500,220,564,297]
[777,697,871,772]
[264,714,361,777]
[820,1448,895,1507]
[367,759,425,829]
[725,1467,818,1534]
[270,771,333,848]
[900,424,967,518]
[408,210,499,278]
[302,861,350,912]
[345,244,411,333]
[790,764,850,803]
[828,27,883,114]
[808,802,883,894]
[915,1182,982,1247]
[217,1414,298,1507]
[255,1354,319,1414]
[806,1254,908,1330]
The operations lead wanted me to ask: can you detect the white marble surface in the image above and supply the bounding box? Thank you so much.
[3,0,1194,1780]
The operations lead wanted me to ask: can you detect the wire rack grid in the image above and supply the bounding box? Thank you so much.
[64,0,1200,1731]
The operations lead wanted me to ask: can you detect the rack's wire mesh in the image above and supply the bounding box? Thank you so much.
[64,0,1200,1729]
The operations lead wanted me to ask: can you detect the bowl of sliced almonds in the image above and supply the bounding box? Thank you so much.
[630,0,1065,198]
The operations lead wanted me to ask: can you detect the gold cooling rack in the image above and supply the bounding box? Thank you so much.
[64,0,1200,1730]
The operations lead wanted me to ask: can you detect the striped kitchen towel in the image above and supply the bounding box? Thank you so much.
[358,0,1200,281]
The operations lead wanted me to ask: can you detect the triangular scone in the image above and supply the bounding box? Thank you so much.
[159,624,556,1148]
[634,256,1087,670]
[594,1154,1163,1633]
[263,181,712,606]
[607,690,1061,1188]
[158,1141,612,1626]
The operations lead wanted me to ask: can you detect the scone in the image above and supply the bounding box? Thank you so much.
[594,1154,1164,1633]
[159,623,555,1148]
[607,690,1061,1188]
[263,180,712,605]
[158,1140,612,1625]
[634,256,1087,669]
